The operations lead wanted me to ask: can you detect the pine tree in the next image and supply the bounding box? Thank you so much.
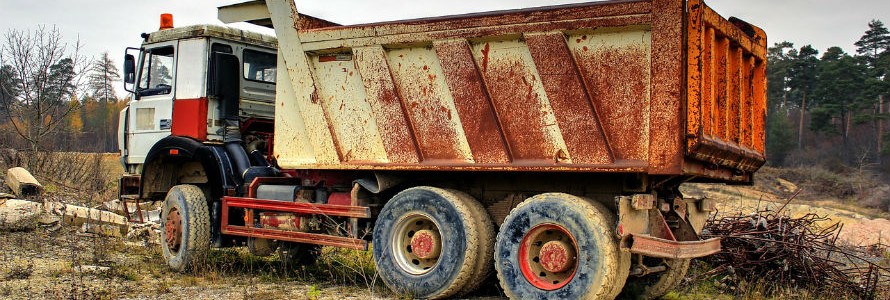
[811,47,866,144]
[766,42,795,111]
[0,64,19,119]
[88,52,120,102]
[854,20,890,162]
[855,20,890,67]
[786,45,819,149]
[87,52,121,152]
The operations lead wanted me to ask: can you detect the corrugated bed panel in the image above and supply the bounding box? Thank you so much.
[297,29,653,168]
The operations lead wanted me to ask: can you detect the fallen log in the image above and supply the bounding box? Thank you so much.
[44,201,129,233]
[80,223,123,237]
[5,167,43,197]
[1,198,129,234]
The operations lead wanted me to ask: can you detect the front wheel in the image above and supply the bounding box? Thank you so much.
[372,187,494,299]
[160,184,211,272]
[494,193,628,300]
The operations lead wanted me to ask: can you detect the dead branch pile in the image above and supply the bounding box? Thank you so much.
[700,210,890,299]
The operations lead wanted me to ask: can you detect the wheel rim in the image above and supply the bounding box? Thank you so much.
[518,223,579,290]
[391,212,442,275]
[165,208,182,252]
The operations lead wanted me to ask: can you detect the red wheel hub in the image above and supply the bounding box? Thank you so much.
[165,208,182,252]
[518,224,579,290]
[539,240,574,273]
[411,229,441,259]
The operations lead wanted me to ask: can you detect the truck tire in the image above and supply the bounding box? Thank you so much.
[621,258,691,300]
[447,189,496,296]
[372,187,486,299]
[160,184,211,272]
[494,193,626,300]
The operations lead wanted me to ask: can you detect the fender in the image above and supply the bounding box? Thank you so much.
[141,136,239,201]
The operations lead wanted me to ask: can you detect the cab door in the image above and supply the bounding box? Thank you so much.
[126,43,176,164]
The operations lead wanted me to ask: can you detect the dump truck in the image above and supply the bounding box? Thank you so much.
[117,0,766,298]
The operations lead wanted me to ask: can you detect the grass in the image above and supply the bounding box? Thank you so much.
[676,261,855,300]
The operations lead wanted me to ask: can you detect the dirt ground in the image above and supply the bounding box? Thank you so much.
[0,227,395,299]
[683,182,890,247]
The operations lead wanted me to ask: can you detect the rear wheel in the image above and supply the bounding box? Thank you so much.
[494,193,627,300]
[372,187,491,299]
[450,190,496,296]
[160,184,211,272]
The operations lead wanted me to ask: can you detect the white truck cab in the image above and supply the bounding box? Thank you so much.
[118,20,278,199]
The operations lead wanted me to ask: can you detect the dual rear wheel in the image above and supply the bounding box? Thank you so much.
[372,187,494,299]
[494,193,629,300]
[374,189,685,299]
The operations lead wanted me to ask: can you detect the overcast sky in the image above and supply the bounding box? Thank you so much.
[2,0,889,97]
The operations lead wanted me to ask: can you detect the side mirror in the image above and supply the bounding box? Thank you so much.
[123,47,141,94]
[210,52,241,119]
[123,54,136,84]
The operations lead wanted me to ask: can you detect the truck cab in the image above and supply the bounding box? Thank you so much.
[118,20,278,201]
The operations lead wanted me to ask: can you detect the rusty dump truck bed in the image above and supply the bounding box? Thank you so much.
[267,0,766,183]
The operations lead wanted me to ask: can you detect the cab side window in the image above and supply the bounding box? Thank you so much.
[243,49,276,84]
[137,46,175,96]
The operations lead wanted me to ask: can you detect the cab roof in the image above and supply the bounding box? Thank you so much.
[146,24,277,49]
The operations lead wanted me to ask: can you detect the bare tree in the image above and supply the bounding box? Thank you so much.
[0,26,90,157]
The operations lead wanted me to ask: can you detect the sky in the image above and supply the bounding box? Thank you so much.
[1,0,889,97]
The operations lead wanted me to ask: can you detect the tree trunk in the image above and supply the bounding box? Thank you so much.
[844,110,851,146]
[783,93,788,116]
[798,93,806,149]
[879,95,885,164]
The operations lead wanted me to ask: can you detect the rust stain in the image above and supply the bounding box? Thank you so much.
[702,27,715,137]
[728,46,741,144]
[525,32,613,164]
[571,33,650,162]
[713,36,729,142]
[686,0,704,152]
[353,46,421,163]
[434,40,511,164]
[684,0,768,173]
[475,39,563,162]
[388,47,472,161]
[648,0,685,174]
[480,43,490,72]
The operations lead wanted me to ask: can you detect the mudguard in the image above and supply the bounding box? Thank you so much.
[141,136,239,201]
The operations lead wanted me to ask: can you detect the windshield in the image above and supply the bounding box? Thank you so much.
[137,46,174,96]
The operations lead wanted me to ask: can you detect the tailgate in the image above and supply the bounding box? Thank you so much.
[685,0,767,173]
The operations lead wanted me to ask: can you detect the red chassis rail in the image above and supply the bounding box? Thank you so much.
[220,196,371,250]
